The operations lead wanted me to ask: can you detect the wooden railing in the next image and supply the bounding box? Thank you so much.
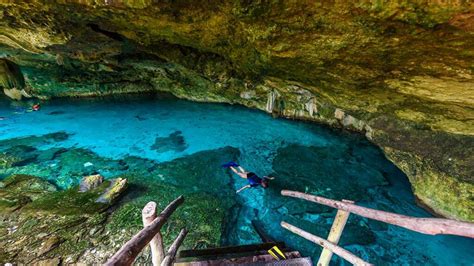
[281,190,474,266]
[106,196,186,266]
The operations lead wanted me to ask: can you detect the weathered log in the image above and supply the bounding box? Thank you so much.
[317,200,353,266]
[161,228,188,266]
[282,190,474,238]
[142,201,165,266]
[105,196,184,266]
[281,221,372,266]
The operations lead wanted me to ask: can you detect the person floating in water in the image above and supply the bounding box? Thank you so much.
[222,162,274,193]
[31,103,40,111]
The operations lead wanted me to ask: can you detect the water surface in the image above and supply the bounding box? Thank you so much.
[1,95,473,265]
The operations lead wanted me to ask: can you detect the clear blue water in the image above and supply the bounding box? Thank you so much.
[1,95,473,265]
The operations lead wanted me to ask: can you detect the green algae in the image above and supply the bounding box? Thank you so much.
[0,174,56,212]
[25,181,110,215]
[0,130,244,263]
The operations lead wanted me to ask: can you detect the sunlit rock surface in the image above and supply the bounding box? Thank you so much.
[0,1,472,221]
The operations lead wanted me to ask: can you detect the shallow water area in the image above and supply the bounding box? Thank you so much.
[0,94,473,265]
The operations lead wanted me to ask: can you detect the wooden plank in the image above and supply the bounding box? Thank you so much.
[174,251,301,266]
[174,252,303,266]
[317,202,352,266]
[282,190,474,238]
[142,201,165,266]
[177,242,286,259]
[281,221,372,266]
[105,196,184,266]
[161,228,188,266]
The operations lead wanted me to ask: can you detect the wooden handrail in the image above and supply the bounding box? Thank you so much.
[105,196,185,266]
[281,222,372,266]
[142,201,165,265]
[282,190,474,238]
[161,228,188,266]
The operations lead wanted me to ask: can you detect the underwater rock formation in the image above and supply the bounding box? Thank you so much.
[151,131,188,153]
[0,132,241,263]
[0,1,473,221]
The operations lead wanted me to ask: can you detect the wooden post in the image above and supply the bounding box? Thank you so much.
[317,200,353,266]
[281,190,474,238]
[142,201,165,266]
[281,221,372,266]
[105,196,184,266]
[161,228,188,266]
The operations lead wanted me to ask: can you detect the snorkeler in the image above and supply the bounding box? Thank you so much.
[31,104,40,111]
[222,162,274,193]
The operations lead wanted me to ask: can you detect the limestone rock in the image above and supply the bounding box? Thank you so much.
[240,90,256,100]
[37,235,62,256]
[79,174,104,192]
[3,88,23,100]
[96,178,127,203]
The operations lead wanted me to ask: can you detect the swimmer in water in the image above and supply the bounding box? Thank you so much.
[229,165,274,193]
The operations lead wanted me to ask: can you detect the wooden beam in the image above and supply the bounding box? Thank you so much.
[177,242,286,258]
[281,221,372,266]
[281,190,474,238]
[317,200,353,266]
[105,196,184,266]
[142,201,165,266]
[161,228,188,266]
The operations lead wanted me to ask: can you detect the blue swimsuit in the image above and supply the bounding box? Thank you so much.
[247,173,263,187]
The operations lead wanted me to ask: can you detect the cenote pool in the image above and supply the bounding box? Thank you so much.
[1,94,473,265]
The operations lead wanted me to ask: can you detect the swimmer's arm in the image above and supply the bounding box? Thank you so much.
[264,176,275,180]
[236,185,251,193]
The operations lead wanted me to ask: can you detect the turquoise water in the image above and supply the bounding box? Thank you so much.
[1,94,473,265]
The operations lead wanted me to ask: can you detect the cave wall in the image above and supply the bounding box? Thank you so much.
[0,1,473,221]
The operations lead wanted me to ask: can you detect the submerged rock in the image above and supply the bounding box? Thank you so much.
[151,130,188,153]
[271,144,387,201]
[0,132,70,151]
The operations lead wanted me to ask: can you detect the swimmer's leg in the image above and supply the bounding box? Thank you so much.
[230,166,247,178]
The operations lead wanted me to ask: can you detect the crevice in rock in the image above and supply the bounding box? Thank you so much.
[86,23,125,42]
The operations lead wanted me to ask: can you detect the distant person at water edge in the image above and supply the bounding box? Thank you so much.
[222,162,275,193]
[31,104,40,111]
